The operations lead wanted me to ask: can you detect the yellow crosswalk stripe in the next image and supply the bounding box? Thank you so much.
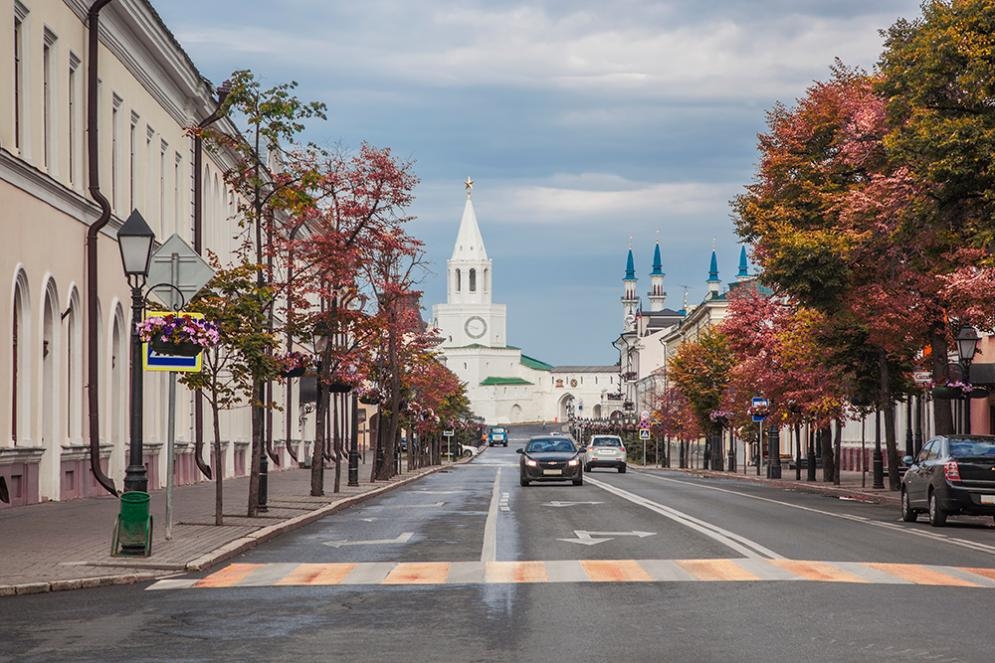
[149,559,995,591]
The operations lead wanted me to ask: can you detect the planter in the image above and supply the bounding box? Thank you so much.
[151,339,202,357]
[359,395,381,405]
[327,381,353,394]
[280,367,306,378]
[969,388,990,399]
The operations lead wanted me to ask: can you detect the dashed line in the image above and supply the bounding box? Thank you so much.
[148,559,995,591]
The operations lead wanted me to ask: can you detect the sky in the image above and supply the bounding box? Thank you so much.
[153,0,925,366]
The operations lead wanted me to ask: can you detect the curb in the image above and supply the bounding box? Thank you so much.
[635,466,901,505]
[0,463,452,598]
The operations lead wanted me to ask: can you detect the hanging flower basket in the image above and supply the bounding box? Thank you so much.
[138,314,219,356]
[969,388,990,399]
[278,351,312,379]
[151,338,203,357]
[930,387,956,398]
[327,381,353,394]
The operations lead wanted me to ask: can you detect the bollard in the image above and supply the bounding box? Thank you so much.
[768,425,782,479]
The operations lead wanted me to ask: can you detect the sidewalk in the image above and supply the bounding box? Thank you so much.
[640,464,901,505]
[0,459,458,597]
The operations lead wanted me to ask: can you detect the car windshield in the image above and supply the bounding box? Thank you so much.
[591,437,622,447]
[948,439,995,457]
[526,439,576,453]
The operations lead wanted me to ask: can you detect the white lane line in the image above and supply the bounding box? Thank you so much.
[481,468,501,562]
[635,471,995,558]
[586,476,784,560]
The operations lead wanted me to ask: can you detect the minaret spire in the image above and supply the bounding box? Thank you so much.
[707,248,721,299]
[647,239,666,312]
[622,243,638,330]
[737,245,749,280]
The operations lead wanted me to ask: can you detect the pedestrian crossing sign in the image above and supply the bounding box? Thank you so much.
[639,429,650,440]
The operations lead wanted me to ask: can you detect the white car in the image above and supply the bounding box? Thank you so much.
[460,443,481,458]
[583,435,627,473]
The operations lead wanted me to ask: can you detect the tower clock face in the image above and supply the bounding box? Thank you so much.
[464,316,488,339]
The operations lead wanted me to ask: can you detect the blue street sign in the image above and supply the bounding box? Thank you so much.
[751,397,768,422]
[142,310,204,373]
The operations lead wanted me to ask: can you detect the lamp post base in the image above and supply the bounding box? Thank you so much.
[347,450,360,487]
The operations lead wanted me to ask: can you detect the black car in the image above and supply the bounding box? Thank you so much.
[901,435,995,527]
[517,436,584,487]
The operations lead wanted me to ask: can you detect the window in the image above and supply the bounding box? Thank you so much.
[160,140,167,234]
[455,269,461,292]
[43,29,56,170]
[111,95,122,211]
[174,152,182,234]
[129,112,138,212]
[13,3,27,151]
[68,53,80,184]
[469,268,476,292]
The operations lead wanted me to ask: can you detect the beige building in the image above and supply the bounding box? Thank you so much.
[0,0,308,507]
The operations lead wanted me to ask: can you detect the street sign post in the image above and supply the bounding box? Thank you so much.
[443,430,455,458]
[751,397,769,476]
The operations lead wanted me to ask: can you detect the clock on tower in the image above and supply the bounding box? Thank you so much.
[464,315,487,340]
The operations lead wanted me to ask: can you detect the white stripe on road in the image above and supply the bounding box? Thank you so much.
[481,468,501,562]
[586,476,784,560]
[635,472,995,559]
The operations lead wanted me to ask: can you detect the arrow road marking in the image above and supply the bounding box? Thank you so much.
[323,532,414,548]
[558,530,656,546]
[542,501,604,508]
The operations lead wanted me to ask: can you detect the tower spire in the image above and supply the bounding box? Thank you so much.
[737,245,749,280]
[622,244,638,330]
[647,240,666,312]
[707,248,721,299]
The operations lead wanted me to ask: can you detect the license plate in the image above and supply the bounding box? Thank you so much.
[543,469,562,476]
[598,450,615,456]
[981,495,995,505]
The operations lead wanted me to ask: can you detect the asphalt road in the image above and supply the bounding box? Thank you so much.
[3,424,995,663]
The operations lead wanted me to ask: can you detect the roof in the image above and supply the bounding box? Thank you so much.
[650,243,664,276]
[625,249,636,280]
[553,365,618,374]
[451,197,488,261]
[480,377,534,386]
[521,354,554,371]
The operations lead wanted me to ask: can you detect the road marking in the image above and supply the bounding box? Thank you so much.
[149,559,995,590]
[586,476,783,559]
[635,471,995,558]
[542,501,604,508]
[323,532,414,548]
[413,490,467,495]
[365,502,445,510]
[481,468,501,562]
[499,492,510,513]
[557,530,656,546]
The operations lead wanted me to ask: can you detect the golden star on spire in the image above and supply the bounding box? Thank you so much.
[464,177,474,196]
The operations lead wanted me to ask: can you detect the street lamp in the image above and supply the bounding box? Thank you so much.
[118,210,156,494]
[957,325,980,434]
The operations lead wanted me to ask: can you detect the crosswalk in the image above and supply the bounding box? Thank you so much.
[148,558,995,591]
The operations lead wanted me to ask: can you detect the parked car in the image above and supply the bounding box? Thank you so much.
[517,436,583,486]
[488,427,508,447]
[460,443,479,458]
[901,434,995,527]
[583,435,627,473]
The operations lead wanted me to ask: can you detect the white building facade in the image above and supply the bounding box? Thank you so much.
[431,182,618,426]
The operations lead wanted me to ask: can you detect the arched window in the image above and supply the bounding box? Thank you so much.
[455,269,461,292]
[469,268,476,292]
[66,289,82,444]
[483,268,489,293]
[11,270,31,447]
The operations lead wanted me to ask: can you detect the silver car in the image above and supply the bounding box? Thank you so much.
[583,435,627,473]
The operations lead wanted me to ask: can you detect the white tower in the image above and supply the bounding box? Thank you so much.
[431,179,507,347]
[621,245,639,331]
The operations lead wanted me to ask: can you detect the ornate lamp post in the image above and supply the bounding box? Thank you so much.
[117,210,156,493]
[957,325,980,434]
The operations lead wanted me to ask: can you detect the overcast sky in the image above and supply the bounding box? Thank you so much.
[153,0,924,366]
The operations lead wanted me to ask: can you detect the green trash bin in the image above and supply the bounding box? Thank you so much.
[112,491,153,556]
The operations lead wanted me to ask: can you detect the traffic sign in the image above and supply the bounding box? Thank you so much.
[142,311,204,373]
[442,430,455,438]
[639,429,650,440]
[751,397,768,408]
[640,410,650,421]
[913,371,932,385]
[751,396,769,422]
[146,234,215,309]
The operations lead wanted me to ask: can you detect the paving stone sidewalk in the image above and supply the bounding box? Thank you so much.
[0,460,453,597]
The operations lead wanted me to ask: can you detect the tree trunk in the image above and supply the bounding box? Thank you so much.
[311,385,326,496]
[821,424,835,482]
[833,419,842,486]
[212,398,223,526]
[880,348,901,491]
[247,381,264,517]
[930,327,954,435]
[333,392,342,493]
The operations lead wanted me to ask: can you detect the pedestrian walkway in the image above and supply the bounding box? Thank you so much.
[634,465,902,505]
[0,459,455,597]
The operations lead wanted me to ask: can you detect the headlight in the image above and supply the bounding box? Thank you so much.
[525,458,538,467]
[567,458,579,466]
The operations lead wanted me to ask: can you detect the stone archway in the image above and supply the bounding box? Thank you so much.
[38,278,61,500]
[510,404,522,423]
[558,393,575,422]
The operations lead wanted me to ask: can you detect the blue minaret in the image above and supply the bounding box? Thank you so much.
[622,245,639,329]
[647,241,666,312]
[737,245,749,281]
[707,249,721,299]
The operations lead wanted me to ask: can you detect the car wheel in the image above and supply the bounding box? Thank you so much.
[462,449,472,458]
[619,465,627,474]
[503,443,508,447]
[900,488,917,522]
[928,490,947,527]
[584,463,591,472]
[520,475,530,487]
[573,476,583,486]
